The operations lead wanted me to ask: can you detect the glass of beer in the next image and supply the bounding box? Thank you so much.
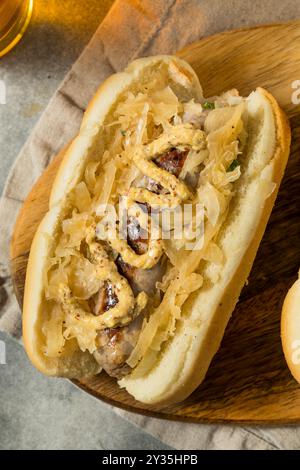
[0,0,33,58]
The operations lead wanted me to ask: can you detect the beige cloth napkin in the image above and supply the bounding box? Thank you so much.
[1,0,300,450]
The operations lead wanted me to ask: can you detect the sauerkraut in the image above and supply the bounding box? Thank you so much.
[43,63,246,366]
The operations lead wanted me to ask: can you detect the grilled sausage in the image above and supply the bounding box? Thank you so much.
[93,148,189,377]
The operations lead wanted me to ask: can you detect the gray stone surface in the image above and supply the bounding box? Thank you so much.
[0,0,171,450]
[0,331,170,450]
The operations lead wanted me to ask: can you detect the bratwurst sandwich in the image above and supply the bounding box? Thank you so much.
[23,55,290,405]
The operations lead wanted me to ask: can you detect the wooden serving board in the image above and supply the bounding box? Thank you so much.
[10,21,300,423]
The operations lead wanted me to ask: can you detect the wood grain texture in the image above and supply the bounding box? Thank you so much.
[10,21,300,423]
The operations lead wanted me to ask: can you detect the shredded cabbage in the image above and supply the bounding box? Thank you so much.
[198,183,222,227]
[126,272,203,368]
[182,99,203,126]
[126,103,245,365]
[43,65,246,361]
[62,212,90,248]
[180,148,208,179]
[43,305,65,358]
[84,161,100,193]
[94,160,117,214]
[73,182,92,213]
[68,257,101,300]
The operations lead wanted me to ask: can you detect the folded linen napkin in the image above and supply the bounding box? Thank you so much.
[1,0,300,450]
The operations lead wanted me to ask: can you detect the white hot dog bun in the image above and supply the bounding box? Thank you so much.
[23,55,291,405]
[281,273,300,384]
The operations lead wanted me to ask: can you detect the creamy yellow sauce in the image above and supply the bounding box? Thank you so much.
[52,126,207,334]
[44,86,245,356]
[56,238,147,330]
[101,124,206,270]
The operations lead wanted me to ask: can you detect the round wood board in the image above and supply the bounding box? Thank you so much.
[10,21,300,423]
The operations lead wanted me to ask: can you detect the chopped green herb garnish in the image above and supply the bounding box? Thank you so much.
[202,101,215,110]
[227,159,240,172]
[120,130,126,136]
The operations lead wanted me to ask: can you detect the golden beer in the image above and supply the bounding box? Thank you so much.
[0,0,33,58]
